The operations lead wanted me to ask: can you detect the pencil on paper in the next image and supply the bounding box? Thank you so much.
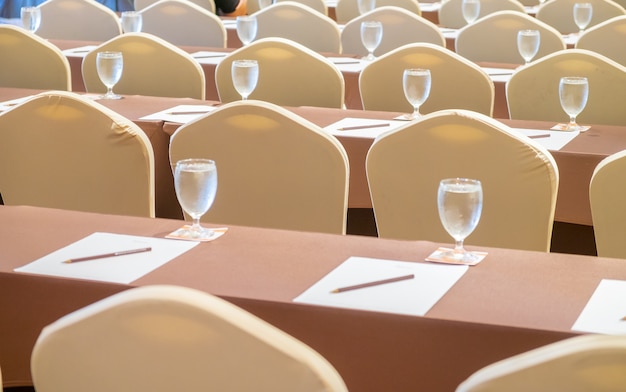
[166,110,213,115]
[192,54,227,58]
[337,123,390,131]
[63,247,152,263]
[333,60,361,65]
[331,274,415,293]
[528,133,551,139]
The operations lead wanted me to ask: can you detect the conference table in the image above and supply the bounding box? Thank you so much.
[2,204,626,391]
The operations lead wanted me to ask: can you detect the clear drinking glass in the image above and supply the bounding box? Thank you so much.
[517,29,540,65]
[174,159,218,240]
[20,7,41,33]
[437,178,483,263]
[121,11,142,33]
[358,0,376,14]
[574,3,593,34]
[559,76,589,132]
[236,15,257,45]
[96,51,124,100]
[360,21,383,61]
[258,0,274,9]
[231,59,259,100]
[462,0,480,24]
[402,68,431,119]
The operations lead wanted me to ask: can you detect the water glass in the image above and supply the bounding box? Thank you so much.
[358,0,376,14]
[517,29,540,65]
[258,0,274,9]
[402,68,431,119]
[236,15,257,45]
[360,21,383,61]
[96,51,124,100]
[462,0,480,24]
[121,11,142,33]
[174,159,218,240]
[232,59,259,100]
[20,7,41,33]
[559,76,589,132]
[574,3,593,33]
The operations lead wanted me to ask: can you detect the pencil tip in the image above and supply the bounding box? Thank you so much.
[62,260,72,264]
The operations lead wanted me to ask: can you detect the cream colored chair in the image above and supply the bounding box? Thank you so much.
[438,0,525,28]
[536,0,626,34]
[140,0,227,47]
[275,0,328,15]
[456,334,626,391]
[254,2,341,53]
[215,38,344,108]
[135,0,216,12]
[359,43,494,116]
[366,109,559,252]
[334,0,421,23]
[170,100,349,234]
[0,25,71,90]
[37,0,122,41]
[506,49,626,126]
[341,6,445,57]
[590,149,626,259]
[31,285,349,392]
[82,33,205,99]
[0,91,155,217]
[456,11,566,64]
[576,15,626,66]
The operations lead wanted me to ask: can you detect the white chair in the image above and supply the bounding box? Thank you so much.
[366,109,559,252]
[438,0,526,28]
[135,0,216,13]
[456,334,626,391]
[341,6,445,57]
[31,285,349,392]
[169,100,350,234]
[37,0,122,41]
[275,0,328,15]
[536,0,626,34]
[576,15,626,66]
[334,0,421,23]
[140,0,227,47]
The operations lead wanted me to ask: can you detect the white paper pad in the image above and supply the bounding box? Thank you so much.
[440,28,459,39]
[482,67,516,83]
[294,256,468,316]
[326,57,367,72]
[0,95,34,111]
[14,232,199,284]
[62,45,98,58]
[139,104,217,123]
[572,279,626,335]
[420,2,442,12]
[564,33,580,46]
[324,117,408,138]
[190,51,228,64]
[512,128,579,151]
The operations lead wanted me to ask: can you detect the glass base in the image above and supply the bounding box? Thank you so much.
[362,53,376,61]
[175,225,215,241]
[438,249,482,264]
[99,92,123,100]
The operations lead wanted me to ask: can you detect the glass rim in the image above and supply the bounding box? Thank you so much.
[361,20,382,26]
[174,158,216,167]
[518,29,539,34]
[404,68,430,75]
[97,51,123,57]
[232,59,258,65]
[440,178,482,186]
[560,76,588,82]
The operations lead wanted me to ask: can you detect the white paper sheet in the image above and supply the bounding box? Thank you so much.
[15,232,199,284]
[323,117,408,138]
[190,51,228,65]
[482,67,516,83]
[294,256,468,316]
[512,127,579,151]
[572,279,626,335]
[62,45,98,58]
[326,57,367,72]
[0,95,34,112]
[139,104,217,123]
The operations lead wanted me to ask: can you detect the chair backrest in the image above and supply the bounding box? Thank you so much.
[0,91,155,217]
[275,0,328,15]
[140,0,226,47]
[169,100,349,234]
[536,0,626,34]
[456,11,566,64]
[37,0,122,41]
[334,0,421,23]
[135,0,216,12]
[359,43,494,116]
[575,15,626,66]
[438,0,526,28]
[254,2,341,53]
[506,48,626,125]
[0,25,71,90]
[341,6,445,57]
[215,38,345,108]
[590,149,626,259]
[82,33,205,100]
[31,285,349,392]
[456,334,626,392]
[366,109,559,252]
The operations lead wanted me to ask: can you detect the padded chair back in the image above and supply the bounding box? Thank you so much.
[366,109,559,252]
[359,43,494,116]
[0,25,71,90]
[506,48,626,125]
[536,0,626,34]
[254,2,341,53]
[140,0,226,47]
[215,38,344,108]
[456,11,565,64]
[576,15,626,66]
[31,285,349,392]
[456,334,626,391]
[335,0,421,23]
[438,0,525,28]
[0,91,155,217]
[169,100,349,234]
[341,6,445,57]
[37,0,122,40]
[275,0,328,15]
[135,0,216,12]
[82,33,205,99]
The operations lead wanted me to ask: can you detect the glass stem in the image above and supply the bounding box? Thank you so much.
[413,105,420,118]
[454,240,464,254]
[191,217,201,230]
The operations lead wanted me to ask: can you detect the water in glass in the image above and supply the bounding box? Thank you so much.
[96,51,123,100]
[358,0,375,14]
[360,21,383,61]
[462,0,480,24]
[559,76,589,131]
[20,7,41,33]
[574,3,592,33]
[121,11,142,33]
[232,59,259,100]
[258,0,274,9]
[437,178,483,263]
[402,68,431,119]
[174,159,218,240]
[517,29,540,65]
[236,15,257,45]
